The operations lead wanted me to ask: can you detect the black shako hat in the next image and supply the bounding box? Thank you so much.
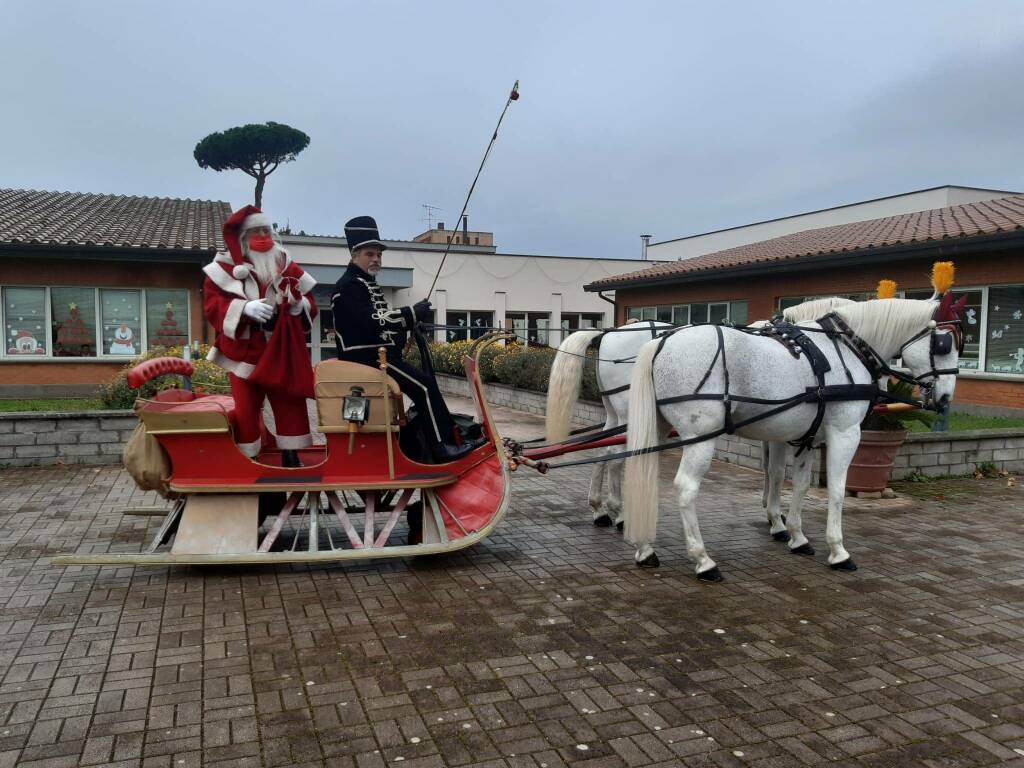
[344,216,388,252]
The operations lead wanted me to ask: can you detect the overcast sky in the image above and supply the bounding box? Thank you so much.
[4,1,1024,258]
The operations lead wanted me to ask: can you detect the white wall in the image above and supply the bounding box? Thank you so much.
[647,186,1017,262]
[284,237,647,349]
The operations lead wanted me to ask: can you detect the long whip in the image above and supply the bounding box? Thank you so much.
[426,80,520,299]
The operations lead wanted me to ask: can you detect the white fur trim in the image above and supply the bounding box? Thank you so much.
[203,260,246,299]
[274,433,313,449]
[223,299,247,340]
[206,346,256,378]
[232,264,251,280]
[237,437,262,458]
[241,212,271,232]
[297,271,317,294]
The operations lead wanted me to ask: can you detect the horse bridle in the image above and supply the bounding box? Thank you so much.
[895,317,963,390]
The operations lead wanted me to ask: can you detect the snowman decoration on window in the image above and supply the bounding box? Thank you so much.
[109,322,136,355]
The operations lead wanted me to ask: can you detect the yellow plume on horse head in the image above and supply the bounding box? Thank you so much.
[931,262,955,296]
[876,279,897,299]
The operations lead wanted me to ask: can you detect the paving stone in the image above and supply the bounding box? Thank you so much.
[1,398,1023,767]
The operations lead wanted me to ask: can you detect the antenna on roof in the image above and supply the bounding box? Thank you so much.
[422,204,442,231]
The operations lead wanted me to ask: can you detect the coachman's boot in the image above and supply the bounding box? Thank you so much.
[281,449,302,468]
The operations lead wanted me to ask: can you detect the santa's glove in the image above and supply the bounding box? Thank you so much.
[413,299,433,322]
[243,300,274,323]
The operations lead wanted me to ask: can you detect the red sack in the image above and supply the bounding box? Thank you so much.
[249,281,315,399]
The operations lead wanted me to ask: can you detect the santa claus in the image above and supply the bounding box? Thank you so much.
[203,205,317,465]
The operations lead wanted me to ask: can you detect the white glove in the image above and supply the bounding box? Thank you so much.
[243,300,274,322]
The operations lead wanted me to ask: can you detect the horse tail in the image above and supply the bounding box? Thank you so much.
[546,329,603,442]
[623,338,662,547]
[761,442,770,509]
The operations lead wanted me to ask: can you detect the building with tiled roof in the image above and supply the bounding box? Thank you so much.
[1,188,231,396]
[589,190,1024,413]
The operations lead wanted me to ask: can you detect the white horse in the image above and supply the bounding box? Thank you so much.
[622,298,960,579]
[546,298,855,528]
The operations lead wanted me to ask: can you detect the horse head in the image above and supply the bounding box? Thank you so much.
[898,293,965,412]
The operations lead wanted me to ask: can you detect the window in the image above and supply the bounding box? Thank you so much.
[984,286,1024,374]
[100,289,141,356]
[4,287,47,356]
[906,289,983,371]
[445,310,493,342]
[2,286,193,359]
[146,289,189,349]
[507,312,550,346]
[708,302,729,324]
[625,301,748,327]
[561,312,604,331]
[51,287,97,357]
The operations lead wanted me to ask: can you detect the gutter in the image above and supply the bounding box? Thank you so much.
[584,229,1024,292]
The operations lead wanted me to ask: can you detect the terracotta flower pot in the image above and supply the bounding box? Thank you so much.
[846,429,908,493]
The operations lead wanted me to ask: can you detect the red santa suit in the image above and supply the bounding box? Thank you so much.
[203,205,318,458]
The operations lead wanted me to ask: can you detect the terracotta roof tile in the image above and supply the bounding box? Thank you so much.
[590,194,1024,289]
[0,188,232,251]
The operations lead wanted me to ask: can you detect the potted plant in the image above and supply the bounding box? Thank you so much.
[846,380,935,493]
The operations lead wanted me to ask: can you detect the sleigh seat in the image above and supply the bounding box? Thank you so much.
[137,392,238,434]
[314,360,405,433]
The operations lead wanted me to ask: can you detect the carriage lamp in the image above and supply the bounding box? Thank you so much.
[343,386,369,423]
[343,387,370,454]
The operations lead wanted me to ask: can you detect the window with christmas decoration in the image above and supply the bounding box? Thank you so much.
[146,289,189,348]
[906,289,983,370]
[101,289,141,356]
[984,286,1024,374]
[51,288,97,357]
[4,287,48,356]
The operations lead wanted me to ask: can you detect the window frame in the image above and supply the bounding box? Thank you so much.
[0,285,191,360]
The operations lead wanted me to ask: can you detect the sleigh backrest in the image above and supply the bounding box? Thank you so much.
[314,360,404,433]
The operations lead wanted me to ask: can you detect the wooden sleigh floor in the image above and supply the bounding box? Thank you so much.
[55,452,511,567]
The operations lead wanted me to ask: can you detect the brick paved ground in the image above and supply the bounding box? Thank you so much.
[1,400,1023,767]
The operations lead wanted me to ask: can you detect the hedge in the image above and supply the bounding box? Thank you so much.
[405,340,600,401]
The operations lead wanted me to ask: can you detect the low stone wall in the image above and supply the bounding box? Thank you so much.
[436,374,605,428]
[0,410,136,468]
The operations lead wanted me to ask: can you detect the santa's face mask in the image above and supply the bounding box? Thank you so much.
[248,234,275,253]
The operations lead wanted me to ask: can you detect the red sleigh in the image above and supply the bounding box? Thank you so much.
[56,333,512,566]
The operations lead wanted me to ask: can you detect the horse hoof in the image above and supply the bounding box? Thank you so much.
[593,514,613,527]
[616,519,624,531]
[830,557,857,571]
[772,530,791,543]
[697,566,723,582]
[790,542,815,556]
[637,552,660,568]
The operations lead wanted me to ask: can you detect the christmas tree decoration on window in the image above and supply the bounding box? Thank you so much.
[154,302,187,347]
[56,302,94,356]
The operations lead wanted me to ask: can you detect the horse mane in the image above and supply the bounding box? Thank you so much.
[783,297,856,324]
[833,298,938,359]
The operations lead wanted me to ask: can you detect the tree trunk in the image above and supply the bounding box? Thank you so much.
[254,173,266,208]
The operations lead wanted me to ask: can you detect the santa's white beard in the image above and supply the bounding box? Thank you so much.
[246,246,283,286]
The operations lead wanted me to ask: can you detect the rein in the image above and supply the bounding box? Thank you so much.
[538,313,953,471]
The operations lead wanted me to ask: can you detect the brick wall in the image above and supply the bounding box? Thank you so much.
[0,411,135,467]
[612,248,1024,409]
[0,253,209,392]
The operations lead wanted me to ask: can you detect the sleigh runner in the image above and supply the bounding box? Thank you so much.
[55,334,512,566]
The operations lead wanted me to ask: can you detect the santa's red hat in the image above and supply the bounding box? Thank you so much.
[222,205,272,281]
